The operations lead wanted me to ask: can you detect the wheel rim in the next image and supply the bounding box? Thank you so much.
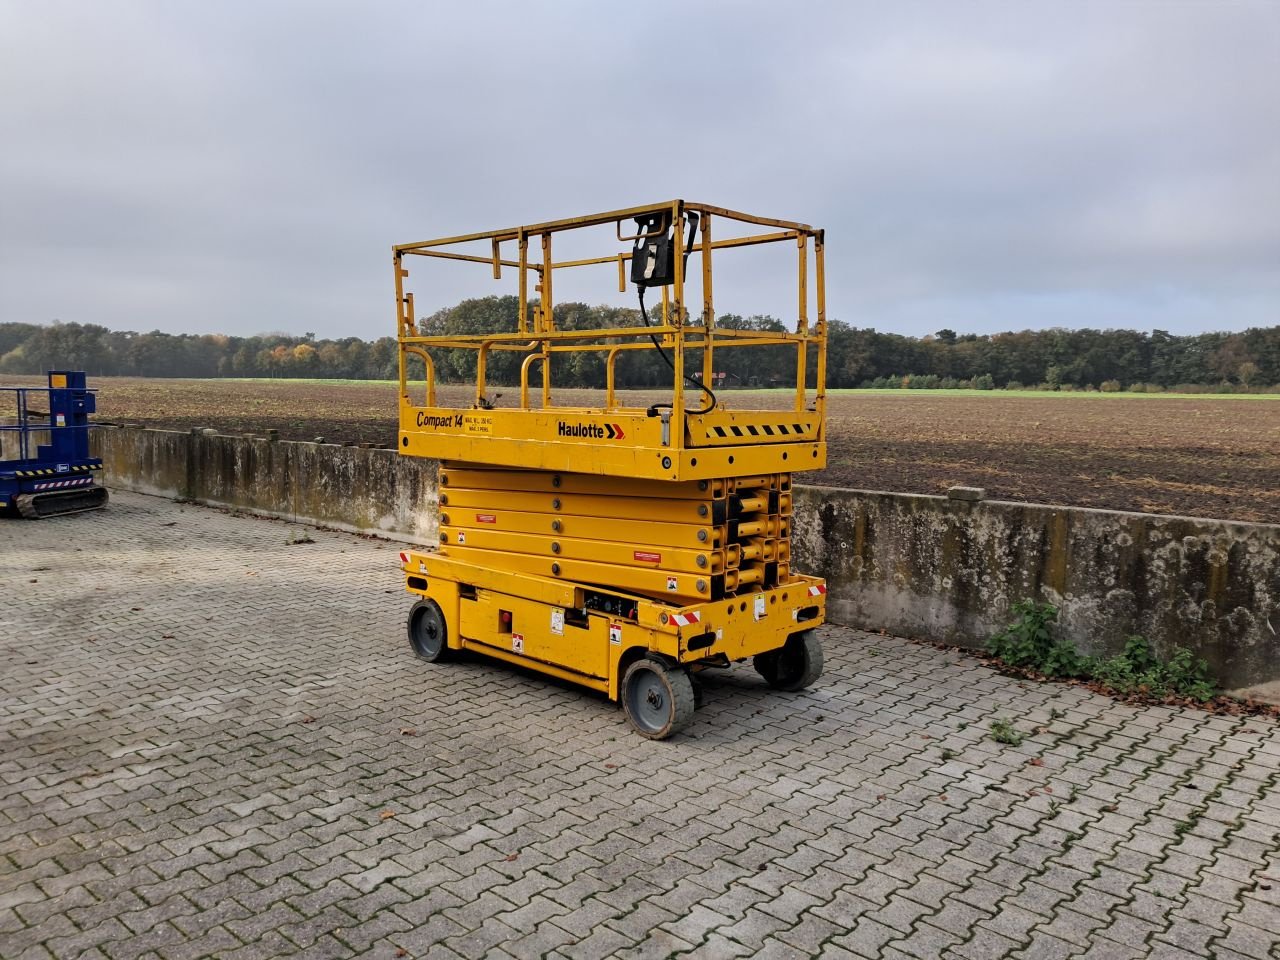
[625,667,670,734]
[411,605,445,657]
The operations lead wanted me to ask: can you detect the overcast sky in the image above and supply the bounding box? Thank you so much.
[2,1,1277,340]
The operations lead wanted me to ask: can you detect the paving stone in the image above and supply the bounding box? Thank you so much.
[830,915,901,957]
[945,926,1026,960]
[2,491,1278,960]
[889,919,966,960]
[680,932,755,958]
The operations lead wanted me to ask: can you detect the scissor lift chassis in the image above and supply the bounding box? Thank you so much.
[394,200,830,738]
[402,550,826,700]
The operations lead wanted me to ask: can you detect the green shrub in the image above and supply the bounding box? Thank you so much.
[908,374,941,389]
[986,608,1216,701]
[1093,636,1215,701]
[986,601,1088,679]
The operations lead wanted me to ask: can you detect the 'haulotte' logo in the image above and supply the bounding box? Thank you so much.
[557,420,626,440]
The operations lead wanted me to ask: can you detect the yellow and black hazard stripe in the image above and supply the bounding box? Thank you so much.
[12,463,101,477]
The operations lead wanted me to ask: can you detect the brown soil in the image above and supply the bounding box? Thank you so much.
[13,376,1278,524]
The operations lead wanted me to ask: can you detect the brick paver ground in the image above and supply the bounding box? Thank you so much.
[2,491,1279,960]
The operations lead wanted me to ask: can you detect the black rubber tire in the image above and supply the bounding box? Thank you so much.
[753,631,823,691]
[621,658,696,740]
[408,598,452,663]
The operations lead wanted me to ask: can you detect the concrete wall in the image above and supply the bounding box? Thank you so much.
[93,426,438,543]
[91,426,1280,690]
[789,487,1280,693]
[1,424,50,461]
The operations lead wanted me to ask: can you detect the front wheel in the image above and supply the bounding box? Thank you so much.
[408,598,452,663]
[754,631,823,691]
[621,658,695,740]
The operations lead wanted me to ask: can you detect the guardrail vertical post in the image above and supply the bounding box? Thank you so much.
[795,234,808,414]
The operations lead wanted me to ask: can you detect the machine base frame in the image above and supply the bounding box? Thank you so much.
[401,548,827,702]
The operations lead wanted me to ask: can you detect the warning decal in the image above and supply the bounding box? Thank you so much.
[633,550,662,564]
[463,414,493,435]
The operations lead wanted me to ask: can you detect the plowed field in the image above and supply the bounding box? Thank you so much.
[12,377,1279,523]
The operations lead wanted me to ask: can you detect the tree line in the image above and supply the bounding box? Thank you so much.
[2,296,1277,391]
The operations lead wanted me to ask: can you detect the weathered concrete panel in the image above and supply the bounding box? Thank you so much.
[790,486,1280,690]
[289,439,437,540]
[96,427,193,500]
[92,426,438,544]
[1,423,50,461]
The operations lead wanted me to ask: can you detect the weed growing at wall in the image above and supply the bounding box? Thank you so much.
[987,601,1088,679]
[986,602,1217,702]
[1092,635,1215,701]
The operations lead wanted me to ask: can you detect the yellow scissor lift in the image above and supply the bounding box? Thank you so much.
[396,200,829,738]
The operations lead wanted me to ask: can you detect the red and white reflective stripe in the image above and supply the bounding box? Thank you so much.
[807,584,828,596]
[32,478,94,491]
[670,611,701,627]
[398,551,411,565]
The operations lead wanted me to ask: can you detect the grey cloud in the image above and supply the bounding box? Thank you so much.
[1,0,1276,338]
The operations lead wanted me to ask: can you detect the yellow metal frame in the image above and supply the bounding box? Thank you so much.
[395,200,827,482]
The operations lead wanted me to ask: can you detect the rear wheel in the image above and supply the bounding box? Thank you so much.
[622,658,695,740]
[754,631,823,691]
[408,598,452,662]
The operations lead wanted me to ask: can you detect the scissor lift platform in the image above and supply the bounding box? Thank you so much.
[395,200,830,738]
[399,404,825,481]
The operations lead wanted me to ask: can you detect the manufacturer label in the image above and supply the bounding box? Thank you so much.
[633,550,662,564]
[550,608,564,635]
[754,595,767,621]
[609,622,623,645]
[475,513,497,524]
[666,576,678,592]
[55,415,66,427]
[556,420,626,440]
[512,633,524,654]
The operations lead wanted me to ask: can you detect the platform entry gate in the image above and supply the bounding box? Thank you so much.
[395,201,829,738]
